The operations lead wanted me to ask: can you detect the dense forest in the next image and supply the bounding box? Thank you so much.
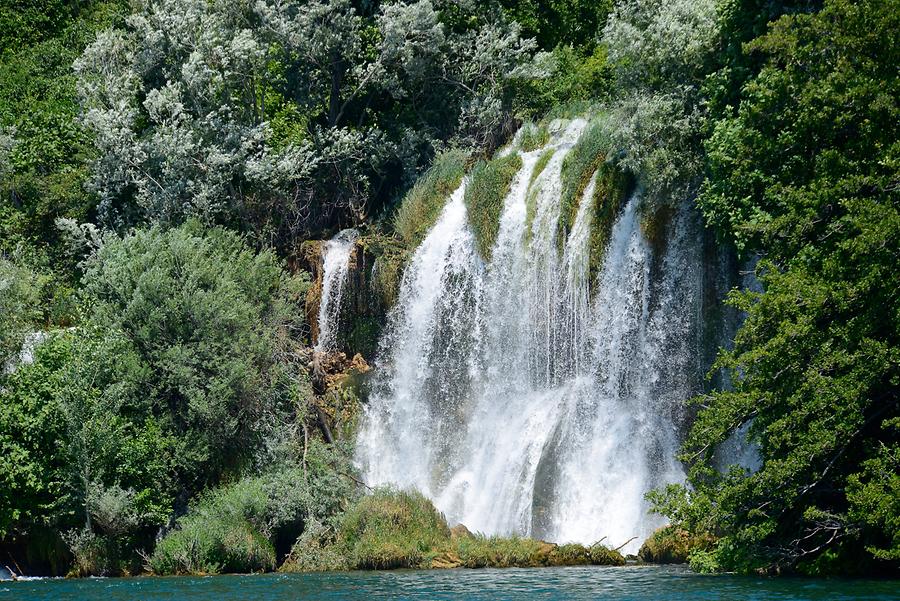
[1,0,897,578]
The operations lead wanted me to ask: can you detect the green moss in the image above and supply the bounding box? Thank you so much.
[346,316,381,359]
[557,122,609,249]
[548,542,592,566]
[393,149,468,248]
[524,148,555,239]
[640,202,675,257]
[356,232,410,311]
[588,544,627,566]
[454,535,549,568]
[587,165,634,287]
[464,152,522,260]
[519,122,550,152]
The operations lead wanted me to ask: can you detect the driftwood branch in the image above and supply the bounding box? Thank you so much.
[613,537,638,553]
[339,471,374,491]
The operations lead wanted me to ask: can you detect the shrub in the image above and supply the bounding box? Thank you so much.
[82,222,308,493]
[393,149,468,248]
[150,441,358,575]
[0,258,43,366]
[511,45,613,119]
[464,153,523,260]
[281,519,349,573]
[150,514,276,575]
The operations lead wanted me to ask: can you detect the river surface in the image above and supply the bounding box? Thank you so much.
[3,565,898,601]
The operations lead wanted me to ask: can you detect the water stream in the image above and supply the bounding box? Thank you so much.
[314,229,358,353]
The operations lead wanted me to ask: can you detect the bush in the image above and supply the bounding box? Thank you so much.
[150,514,276,575]
[0,258,43,366]
[512,45,613,119]
[393,149,468,248]
[150,438,357,575]
[82,222,308,493]
[464,153,523,260]
[281,519,349,573]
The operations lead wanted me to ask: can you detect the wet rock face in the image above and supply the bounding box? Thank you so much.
[296,235,403,362]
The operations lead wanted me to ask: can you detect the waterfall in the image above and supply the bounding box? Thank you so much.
[357,119,726,553]
[315,228,358,353]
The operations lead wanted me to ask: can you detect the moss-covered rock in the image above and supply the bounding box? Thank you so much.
[587,164,634,287]
[524,148,555,239]
[638,525,715,564]
[588,543,627,566]
[464,152,523,260]
[558,123,608,248]
[519,122,550,152]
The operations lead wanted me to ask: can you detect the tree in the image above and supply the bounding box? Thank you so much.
[81,222,308,493]
[74,0,534,247]
[656,0,900,575]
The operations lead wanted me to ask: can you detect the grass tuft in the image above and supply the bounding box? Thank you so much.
[393,150,468,248]
[464,152,522,260]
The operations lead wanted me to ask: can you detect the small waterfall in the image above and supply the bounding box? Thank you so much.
[315,229,358,353]
[357,119,729,553]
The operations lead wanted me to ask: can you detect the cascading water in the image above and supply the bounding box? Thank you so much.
[357,119,726,553]
[314,228,358,353]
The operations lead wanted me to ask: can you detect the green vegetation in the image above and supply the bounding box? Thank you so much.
[587,165,633,284]
[638,526,715,564]
[150,440,356,575]
[558,122,609,244]
[393,150,468,248]
[519,123,550,152]
[464,153,523,260]
[524,148,555,238]
[283,488,624,571]
[0,223,309,575]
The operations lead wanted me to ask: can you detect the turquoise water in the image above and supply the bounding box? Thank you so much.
[3,566,898,601]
